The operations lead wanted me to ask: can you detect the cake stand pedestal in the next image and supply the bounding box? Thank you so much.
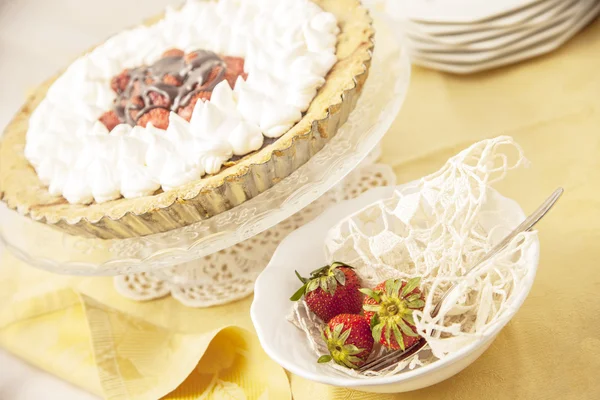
[114,157,397,307]
[0,20,410,308]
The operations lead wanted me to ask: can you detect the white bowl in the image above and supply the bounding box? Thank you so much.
[250,184,540,393]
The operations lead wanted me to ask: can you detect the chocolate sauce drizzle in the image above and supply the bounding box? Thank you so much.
[114,50,226,125]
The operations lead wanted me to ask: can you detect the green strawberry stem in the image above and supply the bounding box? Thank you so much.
[290,263,353,301]
[322,323,365,369]
[362,277,423,351]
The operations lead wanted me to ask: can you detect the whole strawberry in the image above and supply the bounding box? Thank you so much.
[361,277,425,351]
[318,314,374,369]
[290,262,362,322]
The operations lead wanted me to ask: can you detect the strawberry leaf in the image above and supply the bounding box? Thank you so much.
[407,299,425,309]
[307,280,319,292]
[393,279,403,295]
[341,357,358,369]
[401,277,421,298]
[385,324,392,346]
[310,265,330,276]
[331,261,352,269]
[344,344,363,355]
[327,276,337,294]
[406,293,422,302]
[398,318,419,337]
[385,279,395,296]
[359,288,380,302]
[334,269,346,285]
[346,355,363,368]
[295,270,307,284]
[363,304,380,313]
[372,323,384,342]
[333,323,344,339]
[318,355,332,363]
[320,276,328,292]
[370,314,380,330]
[339,327,351,343]
[289,284,307,301]
[402,311,416,326]
[391,323,406,351]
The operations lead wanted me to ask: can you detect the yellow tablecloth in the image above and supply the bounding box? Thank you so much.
[1,18,599,400]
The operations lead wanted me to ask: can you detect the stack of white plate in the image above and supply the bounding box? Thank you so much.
[384,0,600,74]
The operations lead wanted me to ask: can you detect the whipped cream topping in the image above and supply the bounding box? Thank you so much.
[25,0,339,204]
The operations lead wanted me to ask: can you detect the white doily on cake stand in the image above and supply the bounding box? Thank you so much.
[114,154,397,307]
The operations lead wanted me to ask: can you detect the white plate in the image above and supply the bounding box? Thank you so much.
[405,0,564,35]
[405,0,580,46]
[251,184,540,393]
[410,0,600,74]
[410,0,595,65]
[404,0,564,34]
[396,0,548,24]
[406,4,579,53]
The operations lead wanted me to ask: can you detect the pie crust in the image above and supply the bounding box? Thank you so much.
[0,0,374,239]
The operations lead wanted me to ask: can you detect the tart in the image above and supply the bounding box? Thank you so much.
[0,0,373,239]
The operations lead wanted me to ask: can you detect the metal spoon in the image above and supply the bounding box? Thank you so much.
[358,187,564,372]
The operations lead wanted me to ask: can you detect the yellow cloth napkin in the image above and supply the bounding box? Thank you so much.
[1,17,600,400]
[0,251,290,400]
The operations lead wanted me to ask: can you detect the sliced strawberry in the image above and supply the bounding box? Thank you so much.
[223,56,245,75]
[162,48,185,58]
[148,91,171,108]
[184,51,200,63]
[200,66,225,89]
[176,91,211,121]
[162,73,183,86]
[98,110,121,132]
[127,95,144,121]
[222,56,247,87]
[110,69,130,94]
[137,108,170,129]
[101,50,249,130]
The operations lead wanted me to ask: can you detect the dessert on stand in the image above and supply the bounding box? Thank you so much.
[0,0,373,239]
[0,1,411,307]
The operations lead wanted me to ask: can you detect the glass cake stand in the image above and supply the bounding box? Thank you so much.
[0,20,410,305]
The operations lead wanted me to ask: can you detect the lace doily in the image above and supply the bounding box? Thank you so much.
[114,149,397,308]
[289,136,540,378]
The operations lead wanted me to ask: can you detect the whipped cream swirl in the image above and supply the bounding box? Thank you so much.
[25,0,339,204]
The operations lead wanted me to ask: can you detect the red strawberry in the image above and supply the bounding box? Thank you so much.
[110,69,131,94]
[318,314,374,369]
[101,50,249,130]
[137,108,170,130]
[222,56,248,87]
[222,56,245,74]
[290,262,362,322]
[162,48,185,58]
[162,73,183,86]
[184,51,200,63]
[176,92,212,121]
[148,91,171,108]
[98,110,121,132]
[197,65,225,91]
[361,278,425,351]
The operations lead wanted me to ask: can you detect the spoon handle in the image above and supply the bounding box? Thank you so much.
[432,187,564,317]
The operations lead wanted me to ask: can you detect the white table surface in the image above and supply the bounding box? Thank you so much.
[0,1,180,398]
